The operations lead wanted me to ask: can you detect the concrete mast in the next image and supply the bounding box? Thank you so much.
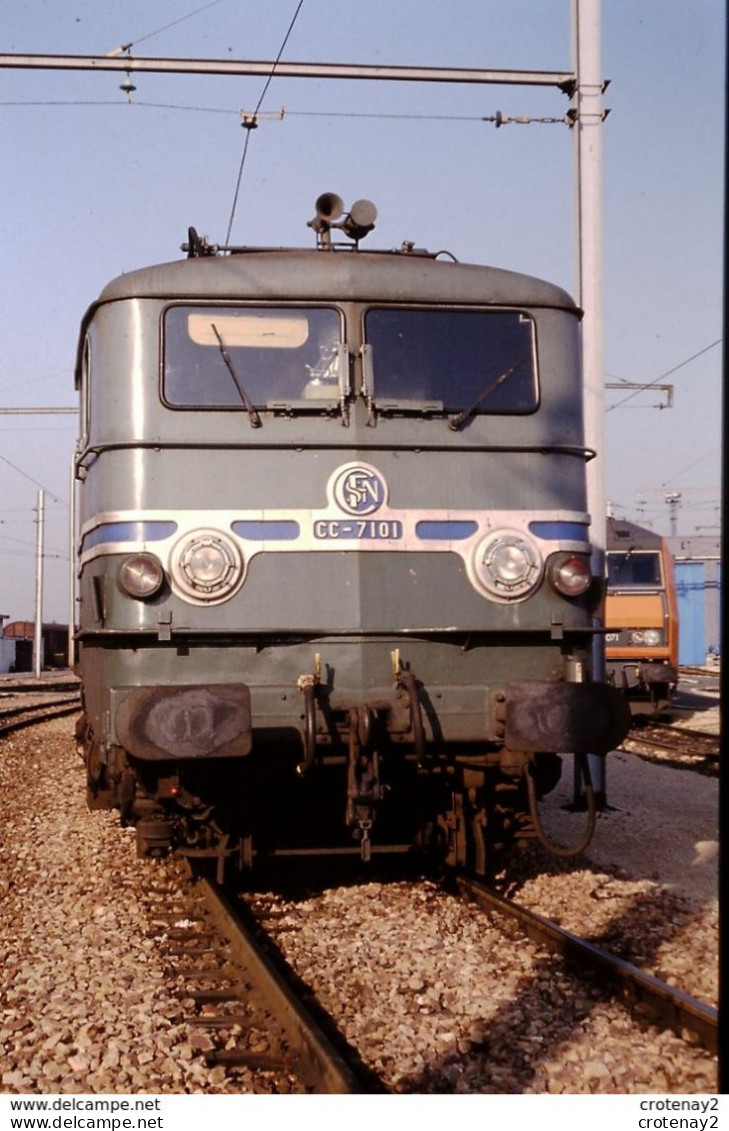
[33,489,45,679]
[573,0,608,802]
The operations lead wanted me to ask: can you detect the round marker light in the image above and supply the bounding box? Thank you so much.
[118,553,164,599]
[643,629,661,646]
[173,531,243,603]
[548,553,592,597]
[475,531,542,600]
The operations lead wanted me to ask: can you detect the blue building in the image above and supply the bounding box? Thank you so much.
[666,535,721,665]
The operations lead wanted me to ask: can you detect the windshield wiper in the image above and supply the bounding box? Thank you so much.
[211,323,262,429]
[448,355,527,431]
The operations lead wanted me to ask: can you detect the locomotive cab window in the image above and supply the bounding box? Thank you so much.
[363,308,538,414]
[607,551,663,588]
[163,305,344,409]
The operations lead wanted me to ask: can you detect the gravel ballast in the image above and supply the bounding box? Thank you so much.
[0,716,718,1094]
[0,720,254,1094]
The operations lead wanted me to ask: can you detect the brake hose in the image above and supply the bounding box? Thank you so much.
[525,752,597,858]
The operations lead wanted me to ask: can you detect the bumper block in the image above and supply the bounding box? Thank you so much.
[505,681,631,755]
[115,684,252,760]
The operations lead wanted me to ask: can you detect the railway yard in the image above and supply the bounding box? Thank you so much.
[0,670,720,1095]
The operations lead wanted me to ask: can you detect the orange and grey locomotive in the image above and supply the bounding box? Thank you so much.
[74,195,630,876]
[605,516,679,713]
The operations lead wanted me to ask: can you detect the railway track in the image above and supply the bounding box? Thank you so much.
[153,871,382,1094]
[678,665,720,679]
[0,678,80,695]
[173,868,717,1095]
[457,876,718,1054]
[620,721,719,775]
[1,694,715,1088]
[0,694,81,738]
[2,694,716,1093]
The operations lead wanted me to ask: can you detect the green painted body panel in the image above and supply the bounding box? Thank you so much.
[92,249,577,310]
[76,245,598,754]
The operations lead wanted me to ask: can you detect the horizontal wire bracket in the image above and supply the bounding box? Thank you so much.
[238,107,285,129]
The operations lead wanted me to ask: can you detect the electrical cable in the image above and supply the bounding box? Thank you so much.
[607,338,721,412]
[1,98,566,126]
[0,453,67,506]
[661,445,722,487]
[0,531,69,557]
[224,0,305,245]
[106,0,228,54]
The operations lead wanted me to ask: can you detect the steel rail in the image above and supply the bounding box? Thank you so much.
[0,679,80,694]
[619,724,719,775]
[199,877,379,1093]
[0,694,80,720]
[0,697,81,737]
[458,876,718,1054]
[655,722,718,744]
[625,725,718,758]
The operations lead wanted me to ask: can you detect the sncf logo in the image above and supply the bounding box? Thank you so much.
[332,464,387,516]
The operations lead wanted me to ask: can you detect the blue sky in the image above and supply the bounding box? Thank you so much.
[0,0,724,623]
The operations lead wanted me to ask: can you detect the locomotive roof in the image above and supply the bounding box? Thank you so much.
[606,516,665,551]
[94,247,578,310]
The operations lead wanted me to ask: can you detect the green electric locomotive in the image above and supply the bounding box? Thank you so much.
[73,195,629,877]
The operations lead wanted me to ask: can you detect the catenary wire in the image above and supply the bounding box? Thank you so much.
[0,452,67,506]
[106,0,229,54]
[224,0,305,245]
[0,532,69,557]
[0,99,568,126]
[661,445,723,487]
[0,547,68,560]
[606,338,722,412]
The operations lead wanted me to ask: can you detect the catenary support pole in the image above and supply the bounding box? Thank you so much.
[572,0,608,805]
[68,459,76,671]
[33,489,45,679]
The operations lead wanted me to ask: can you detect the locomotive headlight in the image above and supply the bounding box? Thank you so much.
[118,553,165,599]
[547,553,592,597]
[172,530,244,603]
[631,628,661,646]
[474,531,542,600]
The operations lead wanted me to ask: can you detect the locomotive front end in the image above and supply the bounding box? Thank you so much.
[74,209,629,876]
[605,517,679,714]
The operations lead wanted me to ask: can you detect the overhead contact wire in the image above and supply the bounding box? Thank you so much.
[224,0,305,245]
[607,338,722,412]
[0,452,67,505]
